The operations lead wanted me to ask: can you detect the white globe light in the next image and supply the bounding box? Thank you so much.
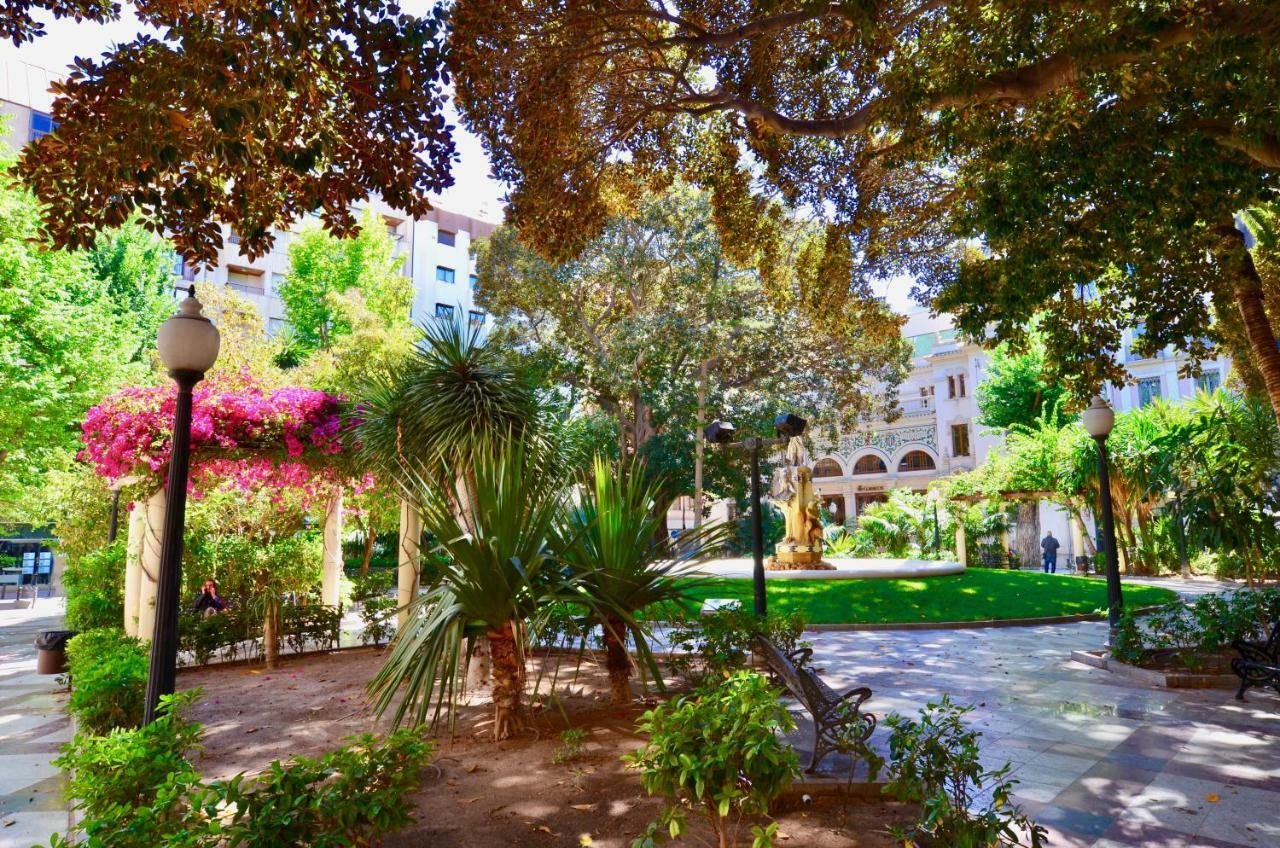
[157,287,221,374]
[1081,395,1115,439]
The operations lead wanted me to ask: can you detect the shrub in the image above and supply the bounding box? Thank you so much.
[351,571,398,646]
[63,541,126,631]
[65,628,148,734]
[883,696,1046,848]
[666,606,809,687]
[1111,588,1280,670]
[626,671,799,848]
[42,690,434,848]
[552,728,588,765]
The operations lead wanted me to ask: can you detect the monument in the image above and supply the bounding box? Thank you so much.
[769,436,833,570]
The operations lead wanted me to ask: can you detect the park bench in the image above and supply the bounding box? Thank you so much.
[755,636,877,773]
[1231,627,1280,701]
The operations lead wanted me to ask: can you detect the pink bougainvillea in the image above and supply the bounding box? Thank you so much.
[80,374,347,498]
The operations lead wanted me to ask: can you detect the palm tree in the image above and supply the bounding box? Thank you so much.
[368,438,579,739]
[557,456,728,704]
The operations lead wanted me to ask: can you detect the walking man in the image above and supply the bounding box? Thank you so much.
[1041,531,1061,574]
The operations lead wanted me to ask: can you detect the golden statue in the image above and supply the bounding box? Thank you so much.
[770,437,830,568]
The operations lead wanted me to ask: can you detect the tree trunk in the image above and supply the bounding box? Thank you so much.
[359,529,376,576]
[694,360,708,529]
[601,615,632,704]
[486,622,525,740]
[1228,226,1280,426]
[263,597,280,670]
[1012,502,1040,569]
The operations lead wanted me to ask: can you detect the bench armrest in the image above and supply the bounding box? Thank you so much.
[838,685,872,708]
[786,647,814,667]
[1233,639,1277,665]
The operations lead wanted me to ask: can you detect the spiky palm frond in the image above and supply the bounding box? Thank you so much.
[368,438,582,730]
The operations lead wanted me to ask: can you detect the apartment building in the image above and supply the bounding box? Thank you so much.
[0,60,499,335]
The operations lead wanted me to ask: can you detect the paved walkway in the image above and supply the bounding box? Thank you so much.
[798,619,1280,848]
[0,599,69,848]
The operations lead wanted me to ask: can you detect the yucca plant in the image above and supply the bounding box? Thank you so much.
[557,456,728,704]
[367,438,586,739]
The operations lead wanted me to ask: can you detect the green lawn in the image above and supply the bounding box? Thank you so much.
[675,570,1178,625]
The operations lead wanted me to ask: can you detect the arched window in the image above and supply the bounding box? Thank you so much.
[898,450,937,472]
[812,458,842,478]
[851,454,887,475]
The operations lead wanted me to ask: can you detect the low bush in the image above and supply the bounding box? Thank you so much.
[666,606,809,686]
[626,671,799,848]
[42,690,433,848]
[351,571,398,646]
[1110,588,1280,670]
[883,696,1045,848]
[63,541,126,631]
[281,602,343,654]
[65,628,148,734]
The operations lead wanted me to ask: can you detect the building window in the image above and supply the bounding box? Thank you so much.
[1137,377,1162,407]
[898,450,936,472]
[270,272,287,292]
[226,268,264,294]
[469,273,479,291]
[851,454,887,475]
[436,265,455,284]
[812,459,842,478]
[951,424,971,457]
[437,229,456,246]
[228,229,242,245]
[469,310,485,329]
[268,317,290,336]
[434,303,455,319]
[1195,370,1221,395]
[957,373,966,397]
[29,111,55,141]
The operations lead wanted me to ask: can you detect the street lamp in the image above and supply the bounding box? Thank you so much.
[704,412,807,617]
[926,488,942,554]
[1082,394,1123,641]
[144,287,220,724]
[1166,489,1191,579]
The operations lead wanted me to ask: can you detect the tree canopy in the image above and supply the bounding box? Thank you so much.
[12,0,455,266]
[976,335,1070,432]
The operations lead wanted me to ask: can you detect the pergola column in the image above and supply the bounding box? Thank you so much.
[397,498,420,627]
[321,487,344,607]
[123,503,146,636]
[136,487,166,643]
[954,521,967,567]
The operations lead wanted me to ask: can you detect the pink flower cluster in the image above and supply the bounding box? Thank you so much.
[80,376,345,492]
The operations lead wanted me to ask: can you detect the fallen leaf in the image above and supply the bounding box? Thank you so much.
[458,797,481,804]
[466,763,481,773]
[570,804,597,812]
[1205,794,1220,803]
[578,835,594,846]
[534,825,554,835]
[3,820,14,827]
[245,727,260,734]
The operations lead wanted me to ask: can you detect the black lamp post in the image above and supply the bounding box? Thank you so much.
[143,286,220,725]
[704,413,807,617]
[1082,395,1123,641]
[107,486,122,544]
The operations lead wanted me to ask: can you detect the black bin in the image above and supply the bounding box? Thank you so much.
[34,630,76,675]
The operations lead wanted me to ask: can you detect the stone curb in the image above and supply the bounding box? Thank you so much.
[1069,649,1239,690]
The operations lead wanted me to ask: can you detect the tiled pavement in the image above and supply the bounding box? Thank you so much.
[0,600,70,848]
[795,620,1280,847]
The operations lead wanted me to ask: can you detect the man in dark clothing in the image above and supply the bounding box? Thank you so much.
[193,579,228,616]
[1041,532,1061,573]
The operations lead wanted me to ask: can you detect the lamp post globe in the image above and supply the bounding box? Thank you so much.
[1082,394,1124,642]
[144,287,220,724]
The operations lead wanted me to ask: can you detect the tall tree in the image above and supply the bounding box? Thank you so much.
[0,157,144,520]
[475,184,911,509]
[87,217,176,354]
[13,0,455,265]
[976,335,1070,432]
[279,208,414,355]
[449,1,1280,419]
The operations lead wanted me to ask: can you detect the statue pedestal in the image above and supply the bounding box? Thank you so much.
[768,542,835,571]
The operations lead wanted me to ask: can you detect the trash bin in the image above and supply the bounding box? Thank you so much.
[34,630,76,675]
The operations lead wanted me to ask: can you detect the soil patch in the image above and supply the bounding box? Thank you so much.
[179,648,914,846]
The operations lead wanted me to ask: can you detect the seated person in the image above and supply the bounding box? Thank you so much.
[192,579,228,616]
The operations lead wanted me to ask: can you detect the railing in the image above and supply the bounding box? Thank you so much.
[896,397,934,417]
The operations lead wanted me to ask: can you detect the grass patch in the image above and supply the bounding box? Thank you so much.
[674,570,1178,625]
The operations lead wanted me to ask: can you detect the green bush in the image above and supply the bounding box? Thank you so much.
[65,628,148,734]
[42,690,434,848]
[63,541,126,631]
[1111,588,1280,670]
[666,606,809,687]
[351,571,398,646]
[626,671,799,848]
[883,696,1046,848]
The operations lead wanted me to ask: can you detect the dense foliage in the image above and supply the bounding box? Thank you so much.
[626,671,799,848]
[1112,588,1280,670]
[65,628,149,734]
[43,691,433,848]
[665,607,809,689]
[62,541,126,632]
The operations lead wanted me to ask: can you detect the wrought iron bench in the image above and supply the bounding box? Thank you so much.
[1232,628,1280,701]
[755,636,877,773]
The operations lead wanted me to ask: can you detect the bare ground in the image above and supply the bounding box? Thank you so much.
[178,647,914,847]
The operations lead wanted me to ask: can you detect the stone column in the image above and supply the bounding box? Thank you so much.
[397,498,421,628]
[321,488,344,607]
[1070,515,1086,570]
[136,487,167,644]
[954,520,967,567]
[122,504,146,636]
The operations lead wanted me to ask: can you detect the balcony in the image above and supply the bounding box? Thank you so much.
[896,397,934,417]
